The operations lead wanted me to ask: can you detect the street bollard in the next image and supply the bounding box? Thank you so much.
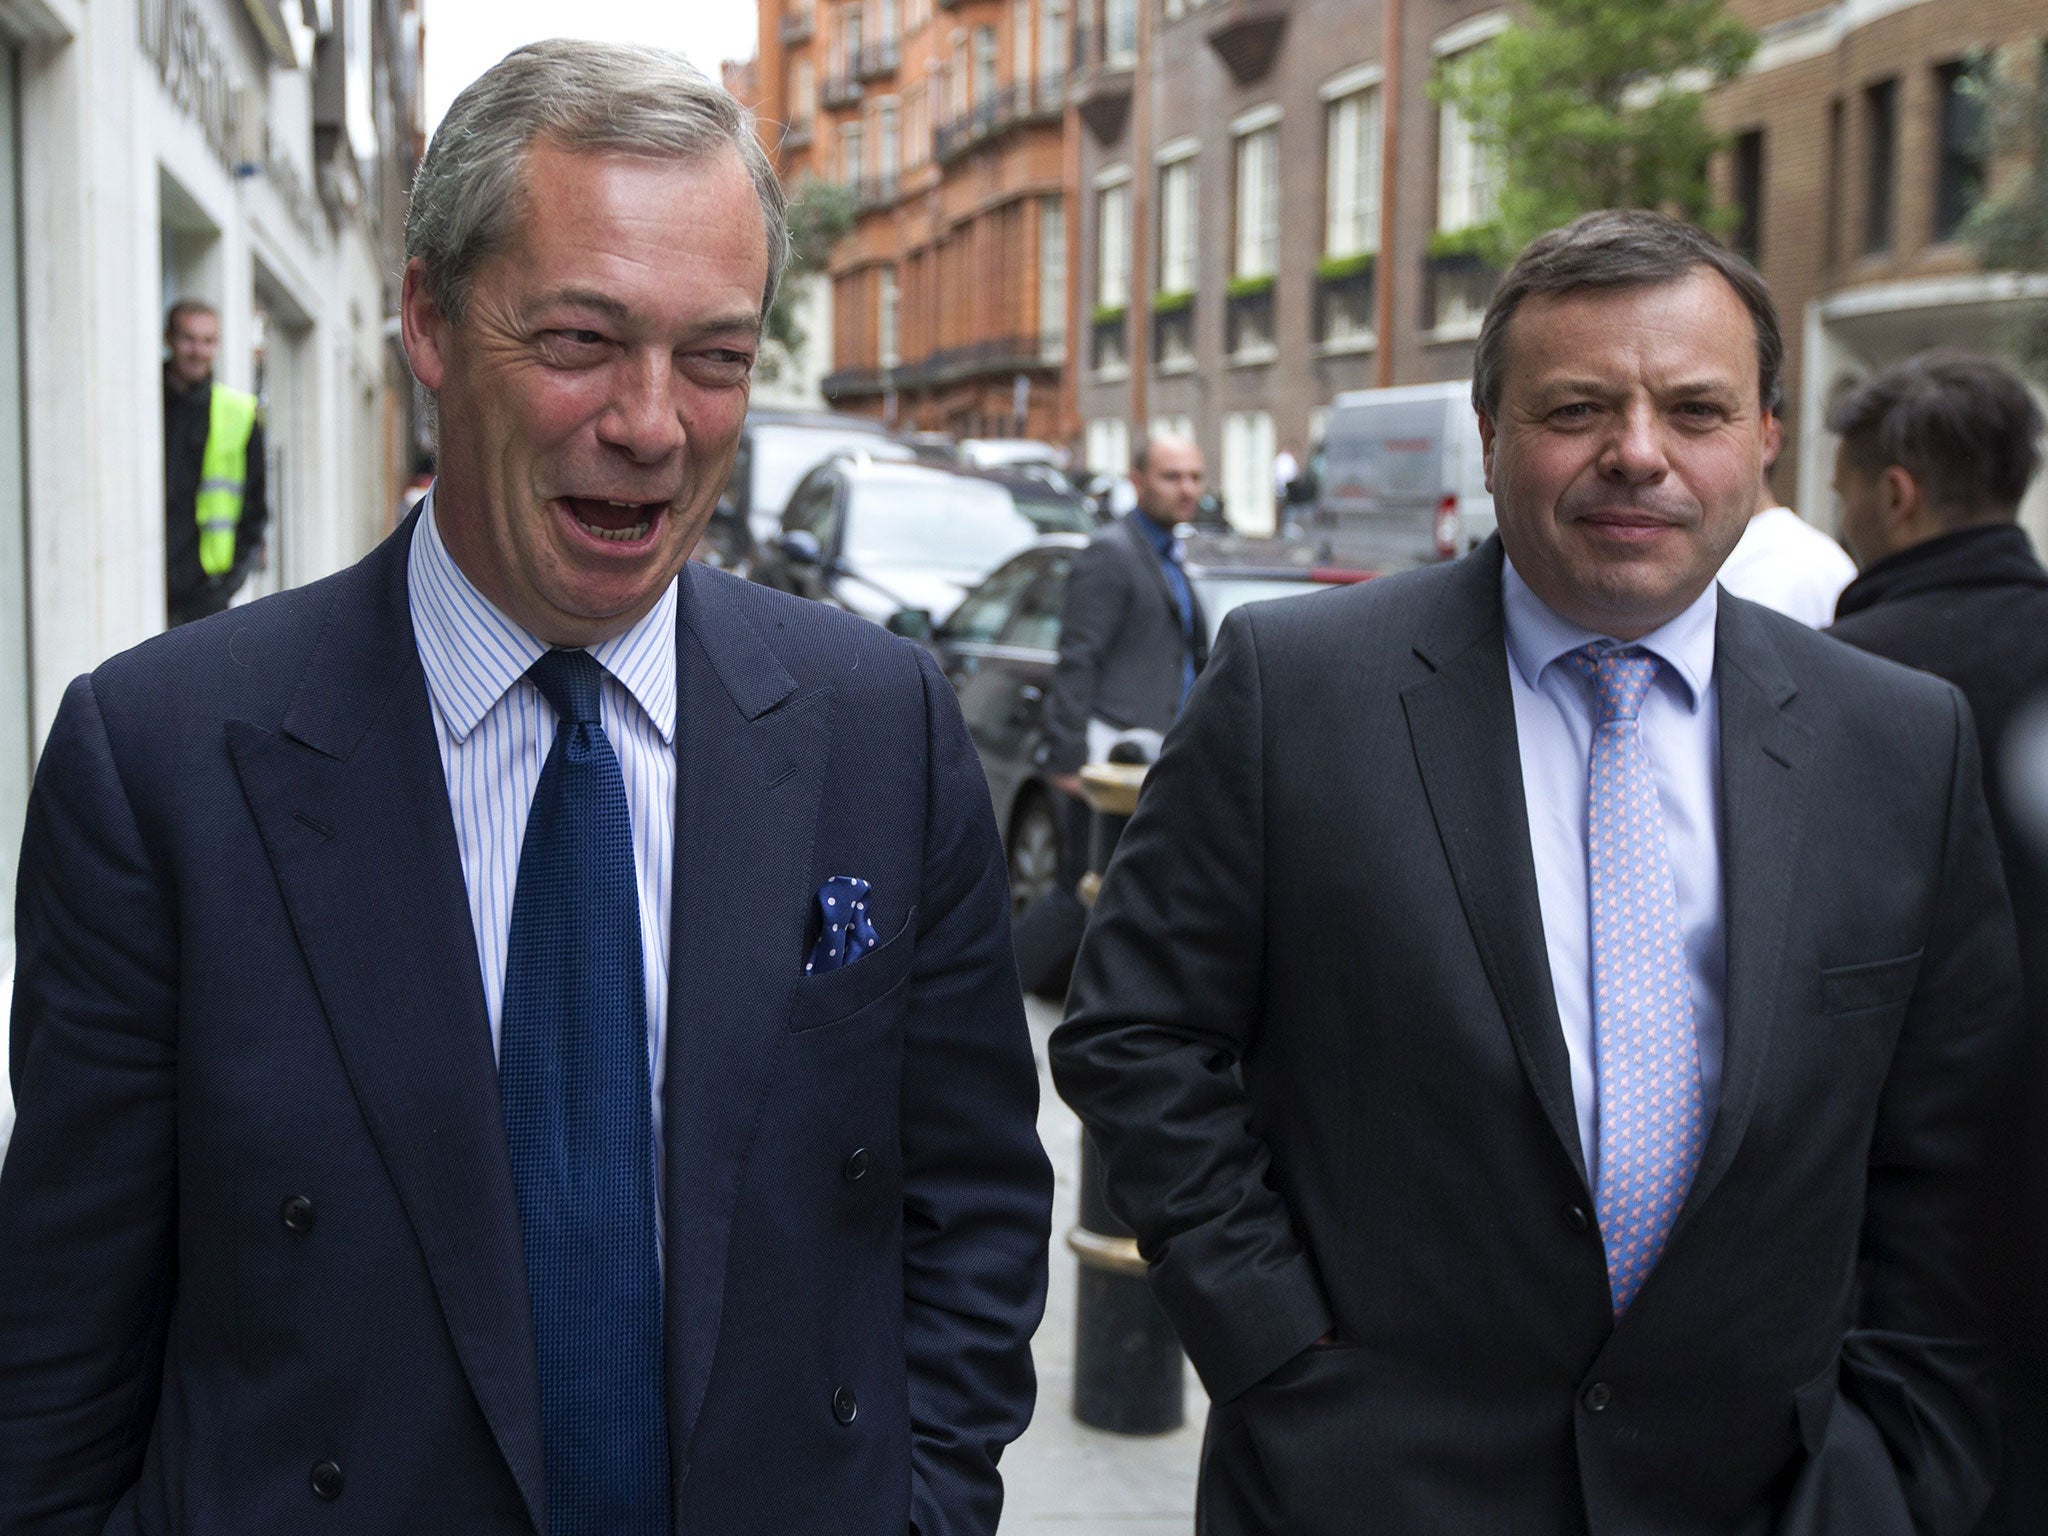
[1067,763,1186,1435]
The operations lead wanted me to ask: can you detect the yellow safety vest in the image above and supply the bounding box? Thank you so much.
[196,386,259,578]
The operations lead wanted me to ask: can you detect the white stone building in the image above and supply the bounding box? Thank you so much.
[0,0,422,1145]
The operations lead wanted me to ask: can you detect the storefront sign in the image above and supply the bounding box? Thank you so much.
[138,0,246,173]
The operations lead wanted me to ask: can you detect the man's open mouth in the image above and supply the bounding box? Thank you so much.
[562,497,667,543]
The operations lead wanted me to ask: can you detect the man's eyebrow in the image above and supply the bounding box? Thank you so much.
[526,287,762,341]
[527,287,634,322]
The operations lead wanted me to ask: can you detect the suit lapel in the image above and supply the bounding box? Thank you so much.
[1681,596,1812,1222]
[661,565,832,1480]
[1401,544,1588,1189]
[225,519,545,1529]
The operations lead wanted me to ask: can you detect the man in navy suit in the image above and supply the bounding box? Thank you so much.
[0,41,1050,1535]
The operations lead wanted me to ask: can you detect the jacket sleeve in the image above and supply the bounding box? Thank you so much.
[902,645,1054,1536]
[1048,609,1334,1405]
[1038,540,1128,776]
[233,418,270,584]
[1779,686,2018,1536]
[0,676,180,1535]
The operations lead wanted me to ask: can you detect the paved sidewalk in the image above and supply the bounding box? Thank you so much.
[999,996,1205,1532]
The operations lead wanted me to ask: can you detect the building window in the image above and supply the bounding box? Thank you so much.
[1105,0,1137,68]
[1325,83,1381,259]
[1234,123,1279,280]
[973,26,999,106]
[1097,178,1131,310]
[1150,413,1195,444]
[1934,59,1986,242]
[1014,1,1032,97]
[1158,155,1197,295]
[1436,80,1498,235]
[879,97,900,186]
[879,267,900,368]
[840,121,865,185]
[1039,196,1067,362]
[1863,78,1896,255]
[878,0,900,44]
[791,56,816,136]
[1730,129,1763,264]
[1087,417,1131,476]
[1039,0,1069,103]
[1222,410,1277,536]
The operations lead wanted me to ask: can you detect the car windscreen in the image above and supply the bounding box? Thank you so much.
[1005,487,1094,534]
[751,427,907,518]
[1190,576,1327,641]
[844,478,1043,577]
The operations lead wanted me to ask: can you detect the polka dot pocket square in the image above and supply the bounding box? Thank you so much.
[805,875,882,976]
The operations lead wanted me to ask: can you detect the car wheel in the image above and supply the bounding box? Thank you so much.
[1007,794,1061,914]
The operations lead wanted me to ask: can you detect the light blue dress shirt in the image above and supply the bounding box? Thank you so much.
[407,494,677,1172]
[1500,556,1726,1183]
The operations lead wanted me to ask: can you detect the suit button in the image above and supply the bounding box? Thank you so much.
[1583,1382,1612,1413]
[310,1460,344,1500]
[1562,1204,1590,1233]
[832,1386,859,1425]
[281,1196,316,1234]
[843,1148,870,1183]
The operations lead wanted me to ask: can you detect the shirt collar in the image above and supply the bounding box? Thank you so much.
[1500,551,1716,711]
[1131,510,1181,561]
[408,488,678,745]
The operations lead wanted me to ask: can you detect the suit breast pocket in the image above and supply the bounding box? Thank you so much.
[787,907,919,1034]
[1819,950,1923,1018]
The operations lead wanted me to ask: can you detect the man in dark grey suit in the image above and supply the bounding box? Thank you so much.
[1040,433,1211,798]
[1052,211,2022,1534]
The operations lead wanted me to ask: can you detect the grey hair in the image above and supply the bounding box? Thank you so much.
[406,38,789,330]
[1472,209,1783,421]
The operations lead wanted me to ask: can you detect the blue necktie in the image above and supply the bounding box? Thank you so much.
[500,648,670,1534]
[1567,644,1706,1317]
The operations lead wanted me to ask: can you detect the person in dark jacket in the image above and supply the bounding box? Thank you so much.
[1824,348,2048,1536]
[1010,434,1210,994]
[164,299,269,626]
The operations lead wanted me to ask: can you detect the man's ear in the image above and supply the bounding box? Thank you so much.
[1478,411,1497,494]
[400,259,450,392]
[1761,411,1783,472]
[1880,463,1923,531]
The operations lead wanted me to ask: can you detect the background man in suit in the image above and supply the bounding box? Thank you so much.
[0,41,1050,1536]
[1818,350,2048,1534]
[1012,433,1210,992]
[1051,210,2021,1535]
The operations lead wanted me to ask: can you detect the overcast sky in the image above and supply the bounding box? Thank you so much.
[422,0,762,135]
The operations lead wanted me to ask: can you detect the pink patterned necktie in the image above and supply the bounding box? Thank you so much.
[1566,644,1705,1317]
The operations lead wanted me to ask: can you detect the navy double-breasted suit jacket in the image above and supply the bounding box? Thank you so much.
[0,515,1053,1534]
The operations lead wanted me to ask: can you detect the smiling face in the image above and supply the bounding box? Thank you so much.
[402,139,767,647]
[1479,269,1775,640]
[167,307,219,390]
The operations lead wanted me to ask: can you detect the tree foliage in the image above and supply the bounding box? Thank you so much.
[1962,49,2048,382]
[1430,0,1757,262]
[760,178,857,380]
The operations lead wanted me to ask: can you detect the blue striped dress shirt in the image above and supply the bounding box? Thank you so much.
[407,494,676,1163]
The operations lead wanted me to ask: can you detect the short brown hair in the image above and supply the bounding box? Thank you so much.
[1826,350,2044,522]
[164,299,218,338]
[1472,209,1784,420]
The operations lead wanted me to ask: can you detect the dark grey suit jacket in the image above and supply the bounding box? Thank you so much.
[1052,539,2021,1536]
[1040,513,1208,775]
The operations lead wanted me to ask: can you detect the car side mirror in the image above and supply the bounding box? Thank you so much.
[887,606,935,641]
[776,529,824,567]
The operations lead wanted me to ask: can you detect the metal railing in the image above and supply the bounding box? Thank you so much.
[855,39,900,80]
[933,83,1065,164]
[778,9,816,44]
[821,73,863,109]
[853,172,900,211]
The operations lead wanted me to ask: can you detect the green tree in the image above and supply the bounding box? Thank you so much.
[1430,0,1757,263]
[759,178,857,382]
[1963,48,2048,381]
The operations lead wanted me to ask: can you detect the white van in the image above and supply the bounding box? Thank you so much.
[1311,382,1496,570]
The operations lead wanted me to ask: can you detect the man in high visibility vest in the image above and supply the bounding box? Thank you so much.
[163,299,270,627]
